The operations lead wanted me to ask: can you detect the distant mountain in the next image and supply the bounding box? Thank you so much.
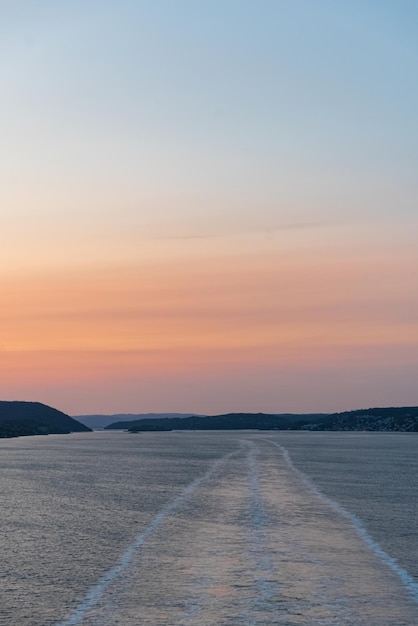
[106,413,327,432]
[106,407,418,433]
[76,413,199,429]
[0,402,92,438]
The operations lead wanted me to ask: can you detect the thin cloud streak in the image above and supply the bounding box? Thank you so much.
[158,221,334,241]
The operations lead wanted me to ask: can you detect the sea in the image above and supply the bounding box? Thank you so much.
[1,430,418,625]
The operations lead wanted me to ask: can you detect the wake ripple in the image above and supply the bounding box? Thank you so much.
[56,448,240,626]
[267,439,418,604]
[246,441,277,619]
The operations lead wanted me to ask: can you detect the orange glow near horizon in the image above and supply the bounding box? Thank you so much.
[1,242,418,414]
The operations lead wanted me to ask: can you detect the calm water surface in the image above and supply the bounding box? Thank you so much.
[1,430,418,625]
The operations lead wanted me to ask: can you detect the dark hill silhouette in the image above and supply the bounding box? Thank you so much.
[0,402,91,438]
[313,406,418,431]
[105,413,327,431]
[105,407,418,433]
[75,413,198,429]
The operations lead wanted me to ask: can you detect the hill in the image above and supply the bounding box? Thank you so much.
[75,413,198,429]
[0,402,92,438]
[105,413,327,432]
[309,406,418,431]
[105,407,418,433]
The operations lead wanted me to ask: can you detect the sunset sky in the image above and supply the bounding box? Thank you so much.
[1,1,418,415]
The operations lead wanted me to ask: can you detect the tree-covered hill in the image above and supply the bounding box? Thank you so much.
[105,413,327,432]
[104,407,418,433]
[75,412,197,429]
[312,406,418,431]
[0,402,92,438]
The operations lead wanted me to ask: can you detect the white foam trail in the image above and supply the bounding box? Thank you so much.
[246,442,277,620]
[247,441,266,529]
[57,448,240,626]
[266,439,418,604]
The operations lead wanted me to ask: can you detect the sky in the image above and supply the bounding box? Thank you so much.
[1,1,418,415]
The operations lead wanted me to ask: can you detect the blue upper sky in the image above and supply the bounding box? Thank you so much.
[2,1,417,233]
